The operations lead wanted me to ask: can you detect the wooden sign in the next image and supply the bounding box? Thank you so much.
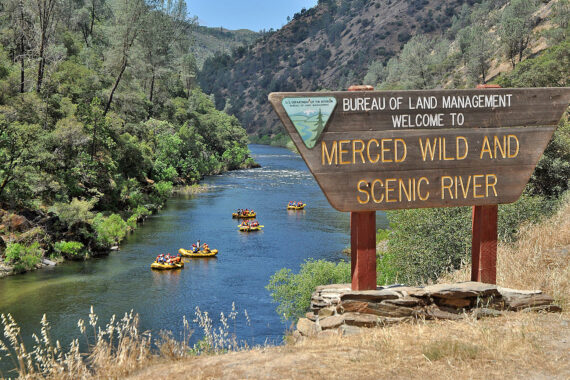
[269,88,570,212]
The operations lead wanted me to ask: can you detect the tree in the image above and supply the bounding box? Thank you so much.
[103,0,146,115]
[499,0,538,68]
[0,0,34,93]
[31,0,59,93]
[0,115,42,201]
[397,35,450,89]
[465,26,494,84]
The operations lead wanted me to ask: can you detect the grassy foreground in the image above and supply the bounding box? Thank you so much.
[2,198,569,379]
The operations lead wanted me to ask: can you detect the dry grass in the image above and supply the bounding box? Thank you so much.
[440,194,570,308]
[128,311,570,380]
[0,304,249,379]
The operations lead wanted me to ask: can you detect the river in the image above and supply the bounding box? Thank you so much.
[0,144,387,355]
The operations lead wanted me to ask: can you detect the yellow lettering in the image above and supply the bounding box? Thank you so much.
[357,180,370,204]
[381,139,393,163]
[418,177,430,201]
[486,174,498,197]
[441,176,454,199]
[321,141,338,165]
[494,135,506,159]
[480,136,492,159]
[508,135,519,158]
[419,138,437,161]
[395,138,407,162]
[367,139,380,163]
[473,174,484,198]
[399,178,412,202]
[371,179,384,203]
[339,140,350,165]
[352,139,365,164]
[442,137,455,161]
[385,178,396,202]
[456,136,468,160]
[459,175,472,199]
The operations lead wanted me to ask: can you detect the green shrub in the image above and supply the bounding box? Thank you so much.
[49,197,97,226]
[383,194,562,285]
[266,259,350,321]
[4,242,42,273]
[93,213,127,247]
[153,181,173,204]
[54,241,85,259]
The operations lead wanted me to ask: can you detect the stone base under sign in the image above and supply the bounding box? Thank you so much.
[294,282,561,339]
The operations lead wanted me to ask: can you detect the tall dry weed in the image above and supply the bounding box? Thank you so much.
[440,194,570,307]
[0,303,250,379]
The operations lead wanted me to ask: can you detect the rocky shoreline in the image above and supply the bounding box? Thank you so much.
[294,282,561,339]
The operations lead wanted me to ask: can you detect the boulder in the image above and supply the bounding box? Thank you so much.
[296,318,321,337]
[343,312,380,327]
[318,307,336,318]
[319,315,345,330]
[6,214,31,232]
[305,312,317,322]
[423,305,464,320]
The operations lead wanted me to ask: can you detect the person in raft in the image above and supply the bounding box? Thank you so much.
[191,244,198,253]
[202,243,210,252]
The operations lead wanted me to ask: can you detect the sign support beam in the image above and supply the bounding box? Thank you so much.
[351,211,377,290]
[471,84,500,284]
[349,85,377,290]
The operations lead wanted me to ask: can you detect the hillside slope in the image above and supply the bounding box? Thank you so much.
[199,0,487,136]
[191,26,259,69]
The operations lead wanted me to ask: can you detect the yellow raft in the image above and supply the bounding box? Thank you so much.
[151,260,184,270]
[232,212,256,218]
[179,248,218,257]
[238,225,263,232]
[287,203,306,210]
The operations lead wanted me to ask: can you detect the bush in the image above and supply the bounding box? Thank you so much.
[382,194,562,285]
[49,197,97,226]
[4,242,42,273]
[266,259,351,321]
[127,206,151,229]
[54,241,85,259]
[93,213,127,248]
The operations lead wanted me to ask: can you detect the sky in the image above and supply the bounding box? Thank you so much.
[186,0,319,32]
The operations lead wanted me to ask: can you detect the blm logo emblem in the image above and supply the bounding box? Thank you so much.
[282,97,337,149]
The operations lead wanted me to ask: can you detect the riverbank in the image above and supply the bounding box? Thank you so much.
[0,159,260,279]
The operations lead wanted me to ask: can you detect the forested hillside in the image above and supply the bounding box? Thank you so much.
[191,26,259,69]
[0,0,254,270]
[200,0,568,140]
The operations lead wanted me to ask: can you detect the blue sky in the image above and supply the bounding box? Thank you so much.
[187,0,319,31]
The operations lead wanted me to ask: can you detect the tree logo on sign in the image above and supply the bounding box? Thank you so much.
[282,97,337,149]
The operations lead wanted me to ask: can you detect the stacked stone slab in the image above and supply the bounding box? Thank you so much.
[295,282,561,338]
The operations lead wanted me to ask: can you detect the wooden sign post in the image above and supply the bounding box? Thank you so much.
[269,87,570,290]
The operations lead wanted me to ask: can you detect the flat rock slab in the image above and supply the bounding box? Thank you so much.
[319,315,345,330]
[421,282,501,299]
[343,312,380,327]
[340,289,400,302]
